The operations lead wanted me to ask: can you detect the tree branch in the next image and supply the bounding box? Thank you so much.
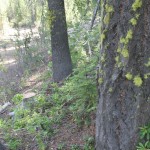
[89,0,101,30]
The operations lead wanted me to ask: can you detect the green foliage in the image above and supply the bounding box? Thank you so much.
[0,64,7,72]
[65,0,97,24]
[57,143,66,150]
[83,136,95,150]
[0,92,55,149]
[7,137,21,150]
[0,119,21,150]
[0,24,98,150]
[12,94,23,104]
[68,22,100,67]
[7,0,28,26]
[137,124,150,150]
[48,21,99,127]
[13,26,51,72]
[6,0,47,27]
[71,144,80,150]
[36,133,46,150]
[55,57,97,126]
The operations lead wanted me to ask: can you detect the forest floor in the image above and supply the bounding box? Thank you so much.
[0,28,22,101]
[0,27,95,150]
[0,26,40,102]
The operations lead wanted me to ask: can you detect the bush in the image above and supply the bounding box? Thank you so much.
[137,123,150,150]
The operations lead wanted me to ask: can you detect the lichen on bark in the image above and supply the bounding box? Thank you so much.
[96,0,150,150]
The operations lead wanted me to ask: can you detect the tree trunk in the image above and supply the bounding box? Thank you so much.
[30,1,36,24]
[96,0,150,150]
[48,0,72,82]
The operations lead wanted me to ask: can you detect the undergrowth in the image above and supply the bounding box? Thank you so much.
[137,123,150,150]
[0,59,98,149]
[0,21,99,149]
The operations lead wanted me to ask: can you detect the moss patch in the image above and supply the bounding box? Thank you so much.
[132,0,142,11]
[125,73,133,80]
[133,76,143,87]
[121,49,129,58]
[130,18,137,26]
[105,4,114,13]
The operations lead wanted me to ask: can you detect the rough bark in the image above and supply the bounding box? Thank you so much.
[96,0,150,150]
[48,0,72,82]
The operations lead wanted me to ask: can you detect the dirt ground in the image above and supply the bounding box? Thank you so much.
[0,26,44,103]
[0,28,22,102]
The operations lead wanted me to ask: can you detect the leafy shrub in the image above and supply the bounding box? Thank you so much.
[12,94,23,104]
[7,138,21,150]
[83,136,95,150]
[137,123,150,150]
[51,56,98,126]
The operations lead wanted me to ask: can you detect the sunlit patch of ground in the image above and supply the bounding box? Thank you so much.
[0,46,15,52]
[0,58,16,65]
[1,20,39,40]
[0,23,47,105]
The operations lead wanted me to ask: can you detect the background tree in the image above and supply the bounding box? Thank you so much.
[96,0,150,149]
[48,0,72,82]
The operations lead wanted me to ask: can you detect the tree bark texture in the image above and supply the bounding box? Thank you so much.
[48,0,72,82]
[96,0,150,150]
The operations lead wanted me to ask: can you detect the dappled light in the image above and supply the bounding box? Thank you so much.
[0,58,16,65]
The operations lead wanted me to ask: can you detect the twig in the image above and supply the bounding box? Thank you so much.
[89,0,101,30]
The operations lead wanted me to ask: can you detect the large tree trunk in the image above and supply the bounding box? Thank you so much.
[48,0,72,82]
[96,0,150,150]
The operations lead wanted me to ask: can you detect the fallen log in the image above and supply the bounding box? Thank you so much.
[0,102,11,114]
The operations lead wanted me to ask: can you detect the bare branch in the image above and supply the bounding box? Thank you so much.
[90,0,101,30]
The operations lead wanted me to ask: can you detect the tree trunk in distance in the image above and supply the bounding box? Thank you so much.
[96,0,150,150]
[48,0,72,82]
